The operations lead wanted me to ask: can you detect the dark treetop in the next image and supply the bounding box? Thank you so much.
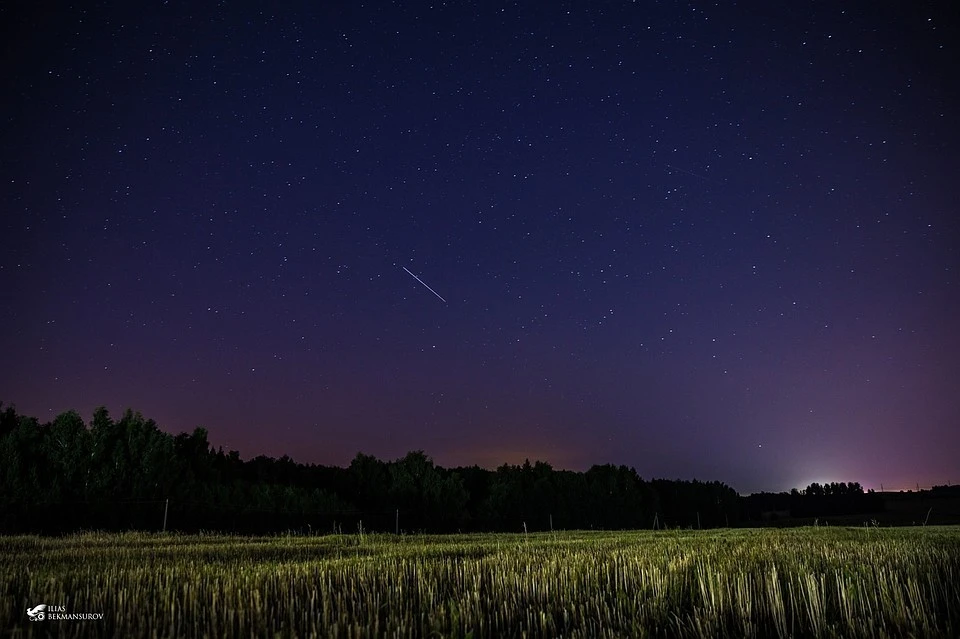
[10,403,936,534]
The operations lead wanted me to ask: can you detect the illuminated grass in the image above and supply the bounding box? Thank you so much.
[3,527,959,637]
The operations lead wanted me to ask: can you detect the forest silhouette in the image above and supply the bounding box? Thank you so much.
[0,402,898,533]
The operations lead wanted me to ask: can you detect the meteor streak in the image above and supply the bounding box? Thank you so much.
[402,266,447,303]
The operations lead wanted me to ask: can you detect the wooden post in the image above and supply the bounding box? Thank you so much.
[697,512,701,529]
[395,509,399,535]
[549,514,553,532]
[162,498,169,532]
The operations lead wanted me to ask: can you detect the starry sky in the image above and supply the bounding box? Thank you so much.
[3,1,958,494]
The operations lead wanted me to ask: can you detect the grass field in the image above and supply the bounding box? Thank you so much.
[3,526,959,637]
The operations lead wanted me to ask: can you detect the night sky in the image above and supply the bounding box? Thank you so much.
[3,2,958,494]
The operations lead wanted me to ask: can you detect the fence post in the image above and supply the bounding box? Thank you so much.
[162,498,169,532]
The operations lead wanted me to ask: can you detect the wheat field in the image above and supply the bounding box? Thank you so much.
[3,526,959,637]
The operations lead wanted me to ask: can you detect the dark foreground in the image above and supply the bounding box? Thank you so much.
[4,526,959,637]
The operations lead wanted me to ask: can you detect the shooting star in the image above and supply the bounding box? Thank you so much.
[402,266,447,303]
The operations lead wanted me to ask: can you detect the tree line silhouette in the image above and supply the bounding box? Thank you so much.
[0,402,900,534]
